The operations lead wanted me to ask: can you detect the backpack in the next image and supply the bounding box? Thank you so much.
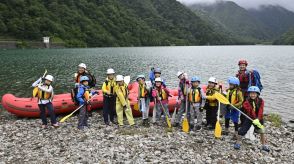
[86,71,97,88]
[71,88,79,105]
[249,69,263,92]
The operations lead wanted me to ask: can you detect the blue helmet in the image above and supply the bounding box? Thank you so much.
[228,77,240,86]
[248,86,260,94]
[80,76,89,82]
[191,76,201,82]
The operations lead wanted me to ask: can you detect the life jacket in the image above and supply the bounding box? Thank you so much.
[244,98,264,120]
[189,87,202,103]
[103,78,116,95]
[79,85,91,101]
[138,83,148,98]
[206,87,219,106]
[227,88,240,105]
[157,87,168,100]
[236,70,250,90]
[179,80,188,96]
[75,71,96,88]
[35,84,52,100]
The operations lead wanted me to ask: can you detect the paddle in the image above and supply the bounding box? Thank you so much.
[171,102,178,125]
[32,69,47,97]
[158,99,172,129]
[214,92,264,129]
[214,88,222,138]
[59,94,98,123]
[152,97,157,123]
[182,86,189,133]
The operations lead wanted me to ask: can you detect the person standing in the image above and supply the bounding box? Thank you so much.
[32,75,58,129]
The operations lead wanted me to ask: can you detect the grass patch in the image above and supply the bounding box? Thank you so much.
[265,113,282,127]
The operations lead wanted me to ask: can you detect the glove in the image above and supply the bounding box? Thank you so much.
[157,97,162,101]
[199,107,204,112]
[252,119,264,129]
[91,90,98,95]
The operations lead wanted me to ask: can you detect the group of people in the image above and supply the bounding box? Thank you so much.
[31,59,269,152]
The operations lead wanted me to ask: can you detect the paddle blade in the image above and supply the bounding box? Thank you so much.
[214,92,230,105]
[166,116,172,128]
[182,118,189,133]
[214,121,222,138]
[59,114,72,123]
[124,76,131,85]
[32,87,38,97]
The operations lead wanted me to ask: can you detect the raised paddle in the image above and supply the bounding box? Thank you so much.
[182,86,189,133]
[214,89,222,138]
[214,92,264,129]
[59,94,98,123]
[32,69,47,97]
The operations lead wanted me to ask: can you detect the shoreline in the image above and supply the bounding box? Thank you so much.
[0,110,293,163]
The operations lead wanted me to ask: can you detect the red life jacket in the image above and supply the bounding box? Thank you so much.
[242,98,264,121]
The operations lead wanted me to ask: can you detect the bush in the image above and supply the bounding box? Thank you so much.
[265,113,282,127]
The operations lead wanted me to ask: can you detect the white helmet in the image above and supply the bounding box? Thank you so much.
[78,63,87,69]
[208,77,217,84]
[155,77,162,82]
[177,71,183,78]
[116,75,124,81]
[107,68,115,74]
[45,75,54,82]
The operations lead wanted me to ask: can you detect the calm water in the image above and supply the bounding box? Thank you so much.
[0,46,293,121]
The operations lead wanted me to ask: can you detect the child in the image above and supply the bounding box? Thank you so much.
[205,77,220,130]
[174,71,190,127]
[76,76,93,130]
[234,86,270,152]
[115,75,135,126]
[102,68,116,125]
[188,76,206,131]
[152,77,170,124]
[136,74,151,126]
[32,75,58,128]
[224,77,244,137]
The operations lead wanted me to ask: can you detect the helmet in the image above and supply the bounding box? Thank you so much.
[155,77,162,82]
[228,77,240,86]
[80,76,89,82]
[177,71,183,78]
[107,68,115,74]
[154,68,161,74]
[45,75,54,82]
[116,75,124,81]
[191,76,200,82]
[238,59,248,66]
[78,63,87,69]
[136,74,145,81]
[248,86,260,94]
[208,77,217,84]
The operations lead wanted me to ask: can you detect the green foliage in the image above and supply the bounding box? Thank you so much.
[16,40,30,48]
[274,28,294,45]
[0,0,237,47]
[265,113,282,127]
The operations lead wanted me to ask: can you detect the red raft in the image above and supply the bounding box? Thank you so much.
[1,83,206,118]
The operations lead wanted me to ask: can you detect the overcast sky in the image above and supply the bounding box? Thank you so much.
[177,0,294,11]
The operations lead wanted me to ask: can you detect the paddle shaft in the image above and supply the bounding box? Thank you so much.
[230,104,253,121]
[68,94,98,116]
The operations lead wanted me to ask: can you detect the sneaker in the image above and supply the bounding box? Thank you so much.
[52,123,59,128]
[262,145,270,152]
[111,121,118,125]
[234,143,241,150]
[42,125,48,129]
[195,125,202,131]
[189,125,194,131]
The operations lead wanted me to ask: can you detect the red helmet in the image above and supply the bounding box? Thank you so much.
[238,59,248,66]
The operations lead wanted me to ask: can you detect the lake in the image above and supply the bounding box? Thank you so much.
[0,46,293,121]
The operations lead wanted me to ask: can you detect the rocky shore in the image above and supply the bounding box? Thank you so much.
[0,111,293,163]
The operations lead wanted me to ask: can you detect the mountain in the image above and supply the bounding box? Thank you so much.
[273,28,294,45]
[0,0,238,47]
[248,5,294,37]
[188,1,273,43]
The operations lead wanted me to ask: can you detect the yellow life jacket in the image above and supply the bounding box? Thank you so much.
[102,78,116,95]
[83,89,90,101]
[139,84,148,98]
[34,85,52,100]
[158,87,168,100]
[226,88,239,105]
[206,87,219,106]
[189,87,202,103]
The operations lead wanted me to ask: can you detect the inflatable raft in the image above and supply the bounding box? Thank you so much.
[1,83,206,118]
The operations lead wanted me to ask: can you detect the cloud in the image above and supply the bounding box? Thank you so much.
[177,0,294,11]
